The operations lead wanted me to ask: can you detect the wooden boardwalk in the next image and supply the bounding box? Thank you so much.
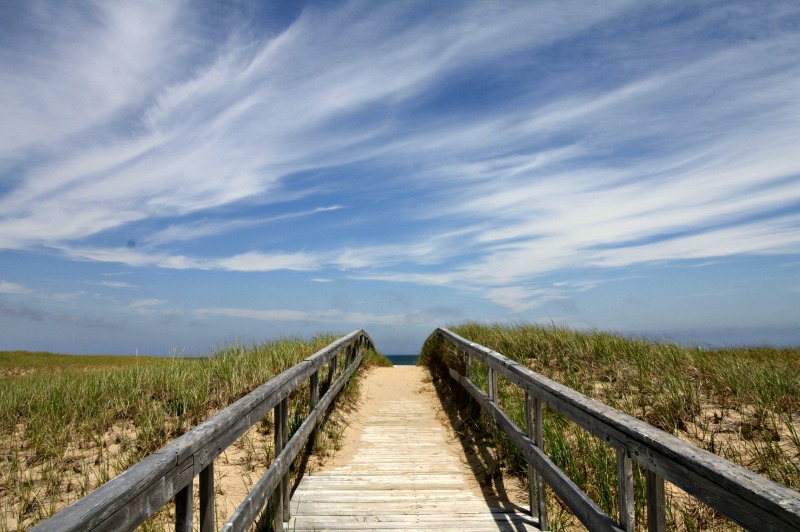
[288,367,539,531]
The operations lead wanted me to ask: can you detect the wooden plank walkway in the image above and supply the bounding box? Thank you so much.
[288,366,539,531]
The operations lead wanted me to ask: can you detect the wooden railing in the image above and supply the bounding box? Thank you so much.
[33,329,375,532]
[429,327,800,532]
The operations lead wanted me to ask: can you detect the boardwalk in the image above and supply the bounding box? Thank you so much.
[289,366,539,531]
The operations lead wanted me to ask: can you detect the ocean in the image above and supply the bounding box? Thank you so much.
[386,354,419,366]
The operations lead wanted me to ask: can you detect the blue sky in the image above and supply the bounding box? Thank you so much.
[1,1,799,356]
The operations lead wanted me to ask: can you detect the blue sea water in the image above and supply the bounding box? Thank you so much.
[386,354,418,366]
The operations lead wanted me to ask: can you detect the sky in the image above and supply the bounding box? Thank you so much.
[1,1,799,356]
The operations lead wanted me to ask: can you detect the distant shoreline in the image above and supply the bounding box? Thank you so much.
[386,354,418,366]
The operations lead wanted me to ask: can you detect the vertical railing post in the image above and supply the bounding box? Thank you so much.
[533,395,547,530]
[199,462,214,532]
[175,479,192,532]
[488,366,497,403]
[308,370,319,453]
[272,401,285,531]
[524,391,539,520]
[617,448,635,532]
[646,469,666,531]
[281,397,290,521]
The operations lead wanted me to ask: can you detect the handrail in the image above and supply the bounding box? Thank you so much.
[428,327,800,532]
[33,329,375,532]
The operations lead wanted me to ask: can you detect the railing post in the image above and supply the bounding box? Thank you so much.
[281,397,290,521]
[617,448,635,532]
[175,479,192,532]
[272,401,285,531]
[524,391,539,520]
[533,395,547,530]
[308,370,319,453]
[199,462,214,532]
[488,366,497,403]
[646,469,666,531]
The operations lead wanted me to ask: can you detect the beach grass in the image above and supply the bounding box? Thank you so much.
[420,322,800,531]
[0,335,389,530]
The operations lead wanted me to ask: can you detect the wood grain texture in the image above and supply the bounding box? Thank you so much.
[289,370,539,531]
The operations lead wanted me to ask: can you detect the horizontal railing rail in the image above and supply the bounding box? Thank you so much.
[33,329,375,532]
[429,327,800,532]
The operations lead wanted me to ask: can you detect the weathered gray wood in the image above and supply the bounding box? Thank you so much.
[488,366,497,402]
[646,469,666,532]
[433,327,800,531]
[450,367,624,532]
[94,456,194,531]
[290,366,538,532]
[308,370,319,453]
[281,397,290,521]
[34,330,374,532]
[30,450,177,532]
[199,462,214,532]
[272,401,285,532]
[221,352,364,532]
[524,391,538,520]
[174,479,192,532]
[617,448,635,532]
[532,394,547,531]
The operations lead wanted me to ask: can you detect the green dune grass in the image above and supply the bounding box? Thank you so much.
[0,335,388,530]
[420,322,800,531]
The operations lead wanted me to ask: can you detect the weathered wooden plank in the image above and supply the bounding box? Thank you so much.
[450,366,623,532]
[288,505,538,515]
[291,365,540,532]
[435,327,800,531]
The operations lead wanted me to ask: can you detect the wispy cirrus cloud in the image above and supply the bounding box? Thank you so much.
[0,0,798,351]
[195,307,408,327]
[0,1,634,251]
[59,246,321,273]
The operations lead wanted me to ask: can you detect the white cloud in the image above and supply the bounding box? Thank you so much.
[1,1,798,316]
[0,1,634,252]
[0,281,31,294]
[145,206,343,246]
[215,251,319,272]
[195,307,409,327]
[94,281,136,289]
